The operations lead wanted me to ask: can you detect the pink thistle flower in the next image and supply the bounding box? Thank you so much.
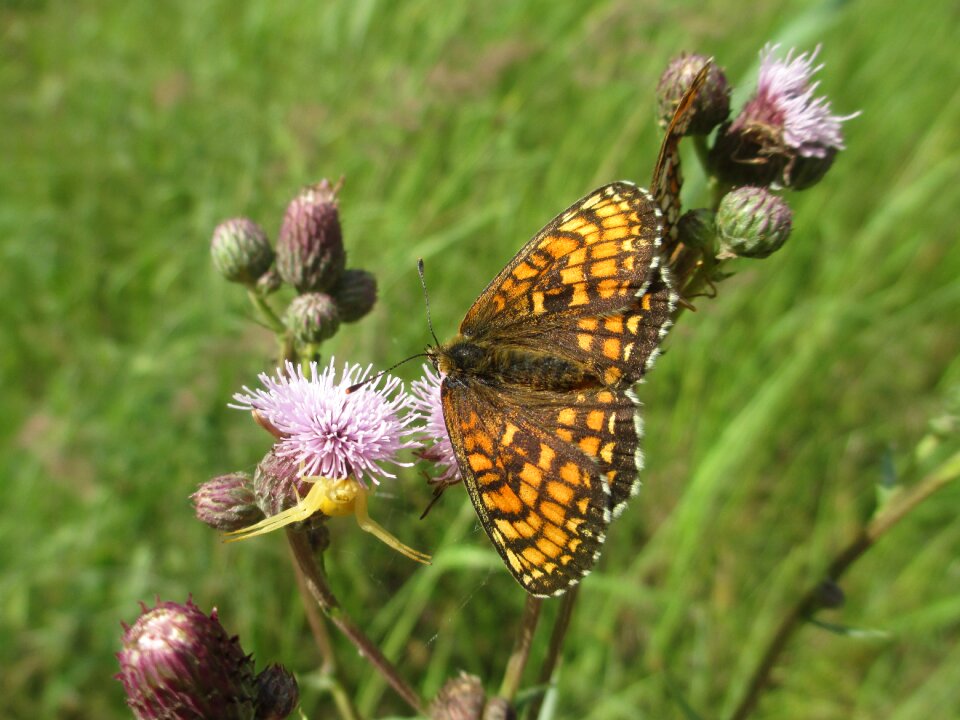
[410,364,462,486]
[711,44,859,189]
[231,360,421,487]
[752,43,857,158]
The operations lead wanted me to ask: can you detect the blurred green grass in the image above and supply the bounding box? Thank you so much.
[2,0,959,718]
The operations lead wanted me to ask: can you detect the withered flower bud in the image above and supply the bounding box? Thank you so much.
[254,664,300,720]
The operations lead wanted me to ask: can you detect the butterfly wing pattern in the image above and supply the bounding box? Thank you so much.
[431,65,707,597]
[434,183,673,596]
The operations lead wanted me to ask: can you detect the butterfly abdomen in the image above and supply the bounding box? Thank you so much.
[437,337,595,392]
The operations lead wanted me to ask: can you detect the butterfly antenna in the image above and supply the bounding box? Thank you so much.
[344,352,429,394]
[418,258,441,347]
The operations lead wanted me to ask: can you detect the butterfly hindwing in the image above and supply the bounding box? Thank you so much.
[441,380,611,597]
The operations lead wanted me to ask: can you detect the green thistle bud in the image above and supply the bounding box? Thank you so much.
[211,218,275,286]
[276,180,346,292]
[656,53,730,135]
[284,292,341,345]
[332,268,378,323]
[191,473,263,532]
[254,665,300,720]
[116,599,258,720]
[677,209,717,254]
[716,186,793,259]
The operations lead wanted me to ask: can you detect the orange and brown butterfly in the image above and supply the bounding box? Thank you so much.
[426,64,709,597]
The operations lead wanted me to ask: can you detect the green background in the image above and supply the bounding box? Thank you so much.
[2,0,959,718]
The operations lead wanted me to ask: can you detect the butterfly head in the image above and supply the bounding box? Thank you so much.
[428,335,489,379]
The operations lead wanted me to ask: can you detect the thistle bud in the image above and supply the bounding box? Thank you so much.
[276,180,346,292]
[430,673,486,720]
[211,218,275,286]
[254,665,300,720]
[677,208,717,254]
[284,292,341,345]
[116,599,258,720]
[191,473,263,532]
[332,268,378,323]
[253,451,329,548]
[656,53,730,135]
[253,450,308,518]
[716,186,793,259]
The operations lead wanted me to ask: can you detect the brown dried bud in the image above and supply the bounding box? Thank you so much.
[254,664,300,720]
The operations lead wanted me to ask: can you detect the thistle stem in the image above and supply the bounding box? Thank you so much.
[499,594,543,702]
[728,450,960,720]
[285,528,426,716]
[287,540,336,674]
[526,586,579,719]
[246,288,285,333]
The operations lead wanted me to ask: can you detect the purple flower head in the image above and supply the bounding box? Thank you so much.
[232,360,421,487]
[116,598,258,719]
[751,44,857,158]
[410,364,462,486]
[710,44,859,189]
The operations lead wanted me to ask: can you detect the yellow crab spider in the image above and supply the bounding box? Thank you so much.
[225,475,431,565]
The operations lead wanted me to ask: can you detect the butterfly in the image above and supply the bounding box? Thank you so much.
[428,65,708,596]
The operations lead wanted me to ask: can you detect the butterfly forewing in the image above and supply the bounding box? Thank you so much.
[461,182,663,336]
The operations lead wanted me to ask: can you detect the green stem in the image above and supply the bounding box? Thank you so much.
[246,288,285,333]
[286,540,337,675]
[285,529,427,716]
[525,586,579,719]
[499,594,544,702]
[728,449,960,720]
